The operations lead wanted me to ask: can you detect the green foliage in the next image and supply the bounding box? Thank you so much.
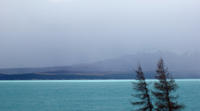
[152,59,184,111]
[132,65,153,111]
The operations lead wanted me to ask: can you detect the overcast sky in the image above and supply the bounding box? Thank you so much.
[0,0,200,68]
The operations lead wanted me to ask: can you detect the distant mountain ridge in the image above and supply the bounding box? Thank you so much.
[0,51,199,79]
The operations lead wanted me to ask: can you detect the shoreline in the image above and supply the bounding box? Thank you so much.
[0,79,200,82]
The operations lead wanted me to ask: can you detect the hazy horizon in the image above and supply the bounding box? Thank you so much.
[1,0,200,68]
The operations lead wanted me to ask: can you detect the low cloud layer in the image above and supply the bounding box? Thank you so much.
[0,0,200,68]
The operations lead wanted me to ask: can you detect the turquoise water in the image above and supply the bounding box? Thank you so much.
[0,80,199,111]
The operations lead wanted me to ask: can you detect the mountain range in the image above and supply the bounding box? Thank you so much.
[0,51,199,80]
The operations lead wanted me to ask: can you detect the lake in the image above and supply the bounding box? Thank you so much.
[0,80,199,111]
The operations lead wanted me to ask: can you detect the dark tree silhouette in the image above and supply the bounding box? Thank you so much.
[132,65,153,111]
[153,58,184,111]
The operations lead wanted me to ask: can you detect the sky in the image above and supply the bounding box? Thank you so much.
[0,0,200,68]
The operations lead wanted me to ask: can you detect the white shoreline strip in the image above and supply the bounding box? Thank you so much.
[0,79,200,82]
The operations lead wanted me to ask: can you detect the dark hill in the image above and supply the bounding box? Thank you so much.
[0,51,199,79]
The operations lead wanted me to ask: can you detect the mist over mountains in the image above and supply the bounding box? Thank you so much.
[0,51,200,79]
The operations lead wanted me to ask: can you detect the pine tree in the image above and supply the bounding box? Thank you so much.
[132,65,153,111]
[153,58,184,111]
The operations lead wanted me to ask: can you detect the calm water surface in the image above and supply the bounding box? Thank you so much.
[0,80,199,111]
